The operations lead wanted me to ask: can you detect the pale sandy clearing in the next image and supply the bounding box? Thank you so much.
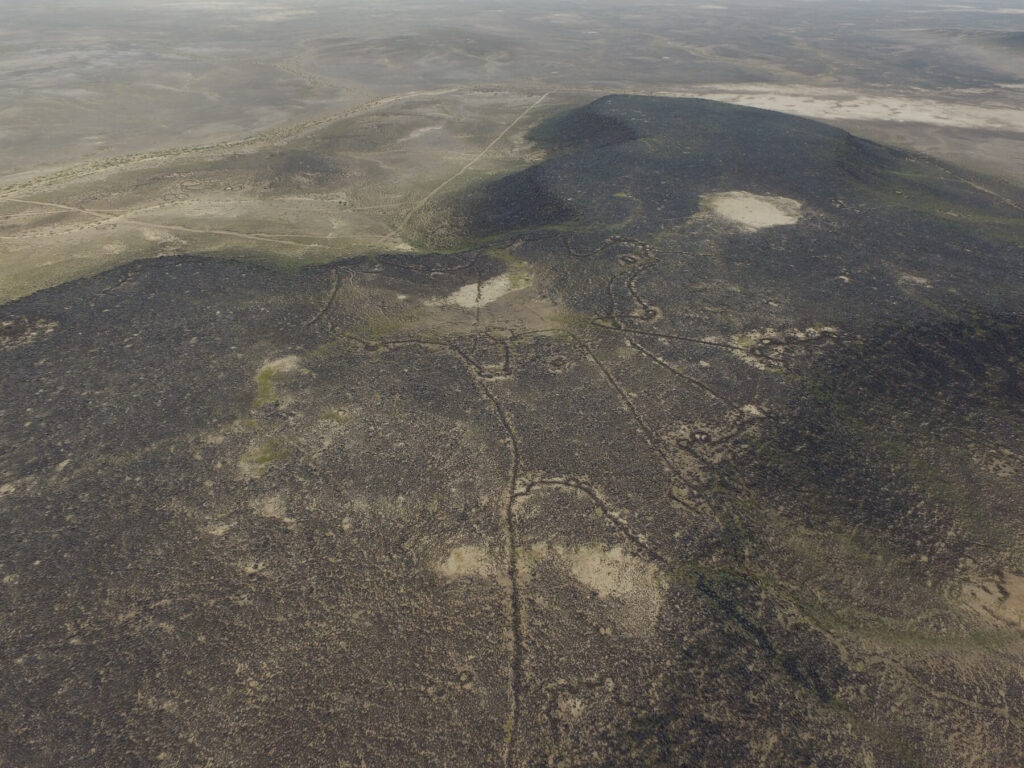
[741,404,766,418]
[437,545,494,580]
[664,85,1024,133]
[963,573,1024,627]
[400,126,443,142]
[204,521,234,537]
[258,355,303,376]
[427,270,533,309]
[569,544,665,634]
[252,494,296,525]
[703,191,802,230]
[898,273,932,288]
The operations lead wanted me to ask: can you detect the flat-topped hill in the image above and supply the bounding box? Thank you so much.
[421,95,909,245]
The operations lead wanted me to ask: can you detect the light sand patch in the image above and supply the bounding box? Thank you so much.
[556,694,585,721]
[664,85,1024,134]
[963,573,1024,627]
[204,521,234,537]
[254,355,307,407]
[568,545,665,634]
[703,191,802,231]
[400,126,443,142]
[259,355,303,376]
[898,273,932,288]
[252,494,295,525]
[427,268,533,309]
[437,545,495,580]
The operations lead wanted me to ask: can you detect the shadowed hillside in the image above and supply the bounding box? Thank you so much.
[415,95,907,247]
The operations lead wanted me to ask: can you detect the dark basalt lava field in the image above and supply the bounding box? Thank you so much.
[3,96,1024,767]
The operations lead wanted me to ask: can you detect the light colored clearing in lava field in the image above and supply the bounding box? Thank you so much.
[427,269,534,309]
[962,573,1024,627]
[703,191,802,230]
[436,545,495,579]
[568,545,666,635]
